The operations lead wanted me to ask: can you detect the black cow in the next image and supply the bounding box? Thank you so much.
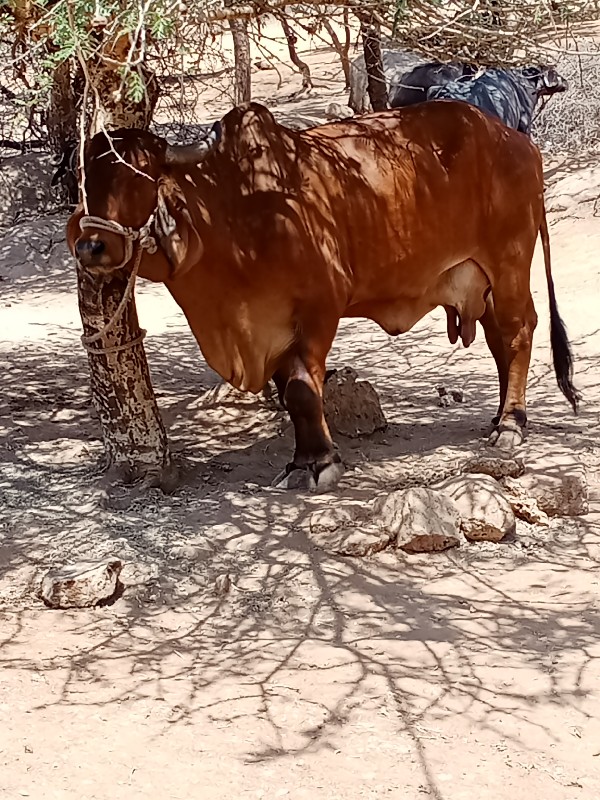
[426,66,567,135]
[389,62,476,108]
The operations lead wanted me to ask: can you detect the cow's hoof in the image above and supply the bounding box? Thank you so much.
[272,466,317,491]
[271,458,345,492]
[315,460,345,491]
[487,426,524,451]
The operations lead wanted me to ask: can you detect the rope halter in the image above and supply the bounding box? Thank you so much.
[78,210,158,269]
[77,209,159,353]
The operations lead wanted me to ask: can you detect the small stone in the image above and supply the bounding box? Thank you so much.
[463,454,525,480]
[325,102,354,120]
[504,468,588,517]
[401,533,460,554]
[374,487,461,553]
[214,574,232,596]
[309,506,357,532]
[323,367,386,438]
[505,491,550,526]
[434,474,515,542]
[307,505,391,556]
[312,527,391,557]
[40,559,122,609]
[168,541,214,560]
[436,386,464,406]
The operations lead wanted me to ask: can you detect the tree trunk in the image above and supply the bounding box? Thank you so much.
[323,11,351,90]
[47,61,79,204]
[77,268,176,489]
[88,66,159,134]
[229,18,251,104]
[75,33,174,488]
[279,14,312,92]
[47,61,77,153]
[359,16,388,111]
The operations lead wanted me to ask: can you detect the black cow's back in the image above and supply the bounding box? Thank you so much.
[428,69,537,134]
[390,62,475,109]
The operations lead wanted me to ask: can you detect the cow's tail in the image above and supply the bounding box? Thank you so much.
[539,203,580,412]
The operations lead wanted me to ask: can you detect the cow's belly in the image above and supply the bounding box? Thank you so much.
[181,300,297,395]
[345,259,490,337]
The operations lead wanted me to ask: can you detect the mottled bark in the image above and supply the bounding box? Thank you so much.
[78,268,176,488]
[75,30,172,487]
[229,18,251,103]
[359,16,388,111]
[88,62,159,135]
[47,61,79,204]
[47,61,77,152]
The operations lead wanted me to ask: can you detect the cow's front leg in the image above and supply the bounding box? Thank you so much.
[272,355,344,491]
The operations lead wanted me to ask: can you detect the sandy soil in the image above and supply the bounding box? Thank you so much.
[1,24,600,800]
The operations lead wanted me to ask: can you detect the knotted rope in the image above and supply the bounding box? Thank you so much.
[78,211,158,356]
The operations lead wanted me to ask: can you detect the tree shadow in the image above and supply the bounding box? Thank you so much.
[2,495,599,796]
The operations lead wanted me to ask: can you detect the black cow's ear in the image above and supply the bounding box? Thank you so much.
[155,177,203,279]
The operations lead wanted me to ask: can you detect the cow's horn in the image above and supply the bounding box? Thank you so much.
[165,120,222,166]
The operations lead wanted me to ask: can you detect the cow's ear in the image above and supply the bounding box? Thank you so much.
[66,205,84,257]
[156,177,203,279]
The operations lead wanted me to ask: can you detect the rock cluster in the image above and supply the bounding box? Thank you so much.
[305,453,588,556]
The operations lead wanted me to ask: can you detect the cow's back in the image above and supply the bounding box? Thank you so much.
[298,101,543,313]
[197,102,543,292]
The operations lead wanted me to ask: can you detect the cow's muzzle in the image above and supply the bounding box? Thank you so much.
[75,238,105,266]
[75,212,158,272]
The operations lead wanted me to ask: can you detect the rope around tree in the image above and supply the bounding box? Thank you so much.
[79,245,145,355]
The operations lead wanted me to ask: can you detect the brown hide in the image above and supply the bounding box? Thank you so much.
[70,101,544,395]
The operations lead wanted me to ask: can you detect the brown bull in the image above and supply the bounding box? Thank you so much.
[68,101,578,490]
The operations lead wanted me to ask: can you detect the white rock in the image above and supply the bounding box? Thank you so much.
[168,541,214,560]
[504,491,550,526]
[374,488,461,553]
[40,559,122,609]
[436,386,464,406]
[325,102,354,120]
[307,505,391,556]
[434,474,515,542]
[504,468,588,517]
[462,454,525,480]
[254,59,275,71]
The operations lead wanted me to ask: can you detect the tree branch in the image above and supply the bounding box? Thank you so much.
[194,0,387,25]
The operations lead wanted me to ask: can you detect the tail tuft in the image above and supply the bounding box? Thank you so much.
[548,278,580,413]
[540,204,580,413]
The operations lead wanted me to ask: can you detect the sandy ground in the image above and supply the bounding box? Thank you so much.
[2,23,600,800]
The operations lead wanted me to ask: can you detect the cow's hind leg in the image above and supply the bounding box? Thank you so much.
[271,371,287,408]
[479,294,508,426]
[272,351,343,492]
[485,276,538,450]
